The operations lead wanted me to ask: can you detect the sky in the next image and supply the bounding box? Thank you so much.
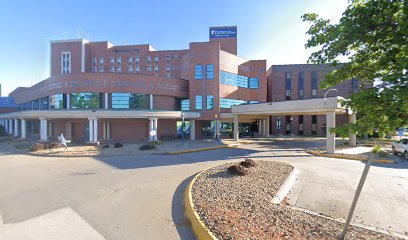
[0,0,348,96]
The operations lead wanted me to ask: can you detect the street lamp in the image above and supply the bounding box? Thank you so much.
[181,113,185,144]
[324,88,337,104]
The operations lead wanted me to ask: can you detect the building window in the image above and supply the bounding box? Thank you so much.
[135,65,140,73]
[312,115,317,135]
[110,57,114,65]
[128,56,133,64]
[195,96,203,110]
[99,58,104,65]
[220,98,256,109]
[285,115,292,135]
[99,67,104,73]
[312,71,318,97]
[49,94,64,110]
[92,67,97,73]
[195,64,203,80]
[298,115,304,135]
[39,97,49,110]
[285,72,291,100]
[249,78,259,89]
[128,66,133,73]
[206,64,214,80]
[92,58,97,66]
[147,56,151,63]
[154,65,159,72]
[111,93,147,109]
[135,56,139,63]
[299,72,304,99]
[154,55,159,62]
[166,64,170,71]
[166,70,171,78]
[110,66,115,73]
[181,99,190,111]
[166,55,170,63]
[117,66,121,73]
[352,78,359,93]
[61,51,71,75]
[206,95,214,110]
[147,65,152,72]
[116,57,121,65]
[71,92,102,109]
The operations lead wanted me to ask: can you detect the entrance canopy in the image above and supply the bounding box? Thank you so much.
[229,97,355,154]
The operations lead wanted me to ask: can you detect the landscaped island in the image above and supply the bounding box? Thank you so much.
[191,160,400,239]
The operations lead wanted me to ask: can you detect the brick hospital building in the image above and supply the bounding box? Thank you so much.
[0,26,358,142]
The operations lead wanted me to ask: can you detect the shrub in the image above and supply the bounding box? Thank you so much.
[0,125,5,136]
[240,158,256,168]
[47,142,64,149]
[139,144,156,150]
[228,164,249,176]
[372,145,382,153]
[114,143,124,148]
[101,144,109,148]
[31,143,46,152]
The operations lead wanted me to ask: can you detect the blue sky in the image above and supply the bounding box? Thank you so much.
[0,0,348,96]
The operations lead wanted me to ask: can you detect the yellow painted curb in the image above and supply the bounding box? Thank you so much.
[184,170,218,240]
[168,144,237,155]
[306,150,396,164]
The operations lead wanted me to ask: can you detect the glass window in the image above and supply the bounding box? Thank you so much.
[128,56,133,64]
[195,96,203,110]
[312,71,318,97]
[128,66,133,73]
[147,56,151,63]
[206,64,214,79]
[154,55,159,62]
[195,64,203,79]
[32,99,39,110]
[135,65,140,73]
[99,67,104,73]
[117,66,121,73]
[166,64,170,71]
[166,55,170,63]
[154,65,159,72]
[111,93,147,109]
[61,51,71,74]
[110,57,114,65]
[99,58,104,65]
[181,99,190,111]
[352,78,359,93]
[39,97,49,110]
[312,115,317,135]
[166,70,171,78]
[135,56,139,63]
[71,92,101,109]
[220,98,247,109]
[92,58,97,66]
[92,67,97,73]
[299,72,304,99]
[285,72,291,100]
[299,115,304,135]
[116,57,121,65]
[49,94,64,109]
[110,66,115,73]
[206,95,214,110]
[249,78,259,89]
[147,65,152,72]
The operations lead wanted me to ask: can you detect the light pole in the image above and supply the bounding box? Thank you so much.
[324,88,337,104]
[276,117,281,135]
[181,113,185,144]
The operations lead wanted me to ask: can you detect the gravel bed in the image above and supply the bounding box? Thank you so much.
[192,160,400,240]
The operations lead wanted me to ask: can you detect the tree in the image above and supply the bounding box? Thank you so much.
[302,0,408,138]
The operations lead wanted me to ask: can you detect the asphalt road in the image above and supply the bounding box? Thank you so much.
[0,138,407,239]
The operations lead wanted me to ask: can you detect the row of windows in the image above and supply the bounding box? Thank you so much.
[220,98,258,109]
[92,55,171,66]
[285,71,318,100]
[195,64,214,80]
[92,65,171,77]
[220,71,259,89]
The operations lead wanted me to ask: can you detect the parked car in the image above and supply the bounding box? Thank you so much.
[392,138,408,159]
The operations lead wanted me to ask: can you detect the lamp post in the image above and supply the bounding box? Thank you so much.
[214,114,218,141]
[276,117,281,135]
[324,88,337,104]
[181,113,185,144]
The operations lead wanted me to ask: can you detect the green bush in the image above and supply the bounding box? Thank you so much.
[372,145,382,153]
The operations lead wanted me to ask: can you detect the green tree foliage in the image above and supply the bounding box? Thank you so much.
[302,0,408,138]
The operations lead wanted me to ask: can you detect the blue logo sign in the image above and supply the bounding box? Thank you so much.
[209,27,237,38]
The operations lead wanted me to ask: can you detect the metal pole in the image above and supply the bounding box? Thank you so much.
[181,114,185,144]
[339,159,372,240]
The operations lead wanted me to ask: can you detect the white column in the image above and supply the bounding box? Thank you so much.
[65,122,72,139]
[40,118,48,141]
[149,118,154,141]
[349,113,357,147]
[93,119,98,142]
[149,94,154,110]
[107,122,110,140]
[262,119,267,136]
[5,119,8,134]
[233,114,239,141]
[326,111,336,154]
[265,117,270,138]
[153,118,158,141]
[66,93,71,109]
[48,121,52,138]
[258,120,262,135]
[9,119,13,135]
[104,93,109,109]
[89,118,94,142]
[190,119,196,140]
[14,119,19,137]
[21,118,26,139]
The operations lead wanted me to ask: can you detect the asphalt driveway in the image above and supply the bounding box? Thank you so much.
[0,138,407,239]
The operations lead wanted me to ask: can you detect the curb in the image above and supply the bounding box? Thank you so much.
[169,144,238,155]
[306,150,396,164]
[184,170,218,240]
[272,167,300,204]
